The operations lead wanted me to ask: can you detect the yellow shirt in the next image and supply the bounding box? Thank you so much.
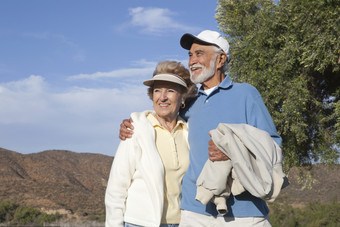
[147,113,189,224]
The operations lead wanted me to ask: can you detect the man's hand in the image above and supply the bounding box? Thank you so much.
[208,138,230,162]
[119,118,134,140]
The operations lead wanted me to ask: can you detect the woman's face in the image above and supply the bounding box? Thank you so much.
[153,81,184,121]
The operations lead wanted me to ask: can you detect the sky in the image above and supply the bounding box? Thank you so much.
[0,0,220,156]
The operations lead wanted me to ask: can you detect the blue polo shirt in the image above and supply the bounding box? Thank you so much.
[179,75,282,217]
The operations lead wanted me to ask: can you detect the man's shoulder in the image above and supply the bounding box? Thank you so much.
[179,97,197,119]
[232,82,256,89]
[229,82,260,96]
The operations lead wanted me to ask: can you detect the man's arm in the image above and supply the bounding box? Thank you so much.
[119,118,134,140]
[120,118,228,161]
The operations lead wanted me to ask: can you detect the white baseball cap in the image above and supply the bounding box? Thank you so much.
[180,30,230,62]
[143,73,188,89]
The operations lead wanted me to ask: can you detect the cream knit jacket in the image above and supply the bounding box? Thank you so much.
[105,111,189,227]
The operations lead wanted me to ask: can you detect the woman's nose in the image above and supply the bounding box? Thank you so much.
[160,91,168,100]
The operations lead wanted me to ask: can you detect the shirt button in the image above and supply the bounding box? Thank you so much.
[205,100,209,103]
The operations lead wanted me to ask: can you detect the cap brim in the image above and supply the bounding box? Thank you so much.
[180,33,196,50]
[180,33,217,50]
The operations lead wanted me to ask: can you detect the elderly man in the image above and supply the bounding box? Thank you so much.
[120,30,282,226]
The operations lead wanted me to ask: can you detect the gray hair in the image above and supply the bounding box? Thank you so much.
[212,46,229,73]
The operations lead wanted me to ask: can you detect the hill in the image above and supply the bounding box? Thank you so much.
[0,148,113,222]
[274,164,340,207]
[0,147,339,224]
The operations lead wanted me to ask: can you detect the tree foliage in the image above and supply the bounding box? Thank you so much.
[216,0,340,167]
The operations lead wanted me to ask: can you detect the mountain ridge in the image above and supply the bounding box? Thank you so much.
[0,147,113,218]
[1,147,339,222]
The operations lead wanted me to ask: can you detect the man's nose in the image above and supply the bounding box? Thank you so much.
[189,55,197,66]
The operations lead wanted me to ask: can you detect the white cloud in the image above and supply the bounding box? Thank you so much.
[67,59,190,83]
[67,59,157,81]
[0,75,50,124]
[119,7,197,35]
[67,65,155,81]
[0,75,152,155]
[4,75,47,93]
[130,59,158,67]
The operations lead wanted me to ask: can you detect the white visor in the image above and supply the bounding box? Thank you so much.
[143,73,187,88]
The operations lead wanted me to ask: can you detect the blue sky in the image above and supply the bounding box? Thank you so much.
[0,0,220,156]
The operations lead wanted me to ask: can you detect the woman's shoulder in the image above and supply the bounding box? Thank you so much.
[129,110,155,136]
[130,110,153,125]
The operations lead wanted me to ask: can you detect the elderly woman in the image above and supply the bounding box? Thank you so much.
[105,60,197,227]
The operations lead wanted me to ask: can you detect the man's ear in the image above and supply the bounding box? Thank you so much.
[217,52,227,68]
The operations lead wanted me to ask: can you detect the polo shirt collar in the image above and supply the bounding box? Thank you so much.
[197,74,233,95]
[147,113,187,131]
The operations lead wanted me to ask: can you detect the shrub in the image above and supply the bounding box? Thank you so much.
[13,206,40,224]
[269,201,340,227]
[0,201,17,222]
[36,212,62,226]
[0,200,62,226]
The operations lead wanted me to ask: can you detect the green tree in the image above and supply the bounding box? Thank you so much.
[216,0,340,167]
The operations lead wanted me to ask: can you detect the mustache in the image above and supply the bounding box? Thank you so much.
[190,64,204,70]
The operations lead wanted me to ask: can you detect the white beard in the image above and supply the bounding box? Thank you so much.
[190,56,217,84]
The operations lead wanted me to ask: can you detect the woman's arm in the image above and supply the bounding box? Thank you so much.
[105,138,140,227]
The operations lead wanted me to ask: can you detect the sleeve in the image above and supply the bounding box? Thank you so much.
[196,159,232,204]
[105,137,140,227]
[247,86,282,147]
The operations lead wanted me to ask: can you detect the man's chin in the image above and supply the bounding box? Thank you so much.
[191,77,201,84]
[190,73,201,83]
[191,74,213,84]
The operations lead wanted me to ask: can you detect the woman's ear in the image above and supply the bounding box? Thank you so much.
[181,99,186,109]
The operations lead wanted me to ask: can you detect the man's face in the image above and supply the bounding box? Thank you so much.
[188,43,218,84]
